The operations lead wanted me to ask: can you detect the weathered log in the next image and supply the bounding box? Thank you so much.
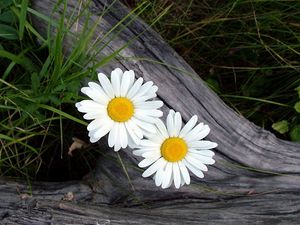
[1,0,300,224]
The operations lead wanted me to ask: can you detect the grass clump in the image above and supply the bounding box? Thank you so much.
[125,0,300,141]
[0,0,100,179]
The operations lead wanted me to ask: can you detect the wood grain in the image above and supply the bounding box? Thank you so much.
[1,0,299,224]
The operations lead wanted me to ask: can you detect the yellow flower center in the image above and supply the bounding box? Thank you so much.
[107,97,134,122]
[161,137,188,162]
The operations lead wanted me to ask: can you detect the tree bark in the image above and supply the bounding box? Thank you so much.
[1,0,300,224]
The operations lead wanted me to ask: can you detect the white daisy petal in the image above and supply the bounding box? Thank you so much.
[188,152,215,165]
[126,77,143,99]
[98,73,115,98]
[145,85,158,96]
[87,82,102,90]
[142,150,161,158]
[114,123,121,151]
[162,163,173,189]
[139,155,162,169]
[173,162,181,189]
[142,157,166,178]
[132,117,157,133]
[180,173,186,187]
[114,144,121,151]
[165,174,174,189]
[179,115,198,137]
[140,139,160,147]
[86,116,111,131]
[111,68,122,97]
[120,70,131,96]
[127,70,135,89]
[127,119,144,139]
[185,125,210,143]
[76,100,105,113]
[132,85,158,103]
[139,158,167,177]
[185,154,208,171]
[133,148,157,156]
[178,161,190,185]
[81,87,107,105]
[132,95,156,104]
[166,110,176,137]
[132,81,153,99]
[88,129,97,137]
[189,149,215,157]
[174,112,182,136]
[183,158,204,179]
[125,122,141,145]
[108,123,117,147]
[89,136,100,143]
[87,82,110,104]
[184,126,211,143]
[194,125,211,140]
[135,101,163,109]
[183,123,204,141]
[128,135,137,148]
[77,100,106,110]
[94,120,114,139]
[87,119,102,131]
[155,167,165,187]
[83,111,106,120]
[135,109,163,117]
[188,140,218,149]
[145,132,164,144]
[119,123,128,148]
[155,119,168,139]
[134,112,159,123]
[170,109,175,115]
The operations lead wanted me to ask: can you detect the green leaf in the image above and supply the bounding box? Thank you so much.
[31,72,40,94]
[272,120,289,134]
[38,104,88,126]
[0,24,18,40]
[290,125,300,142]
[0,49,37,72]
[294,101,300,113]
[0,10,16,23]
[19,0,29,40]
[0,0,13,9]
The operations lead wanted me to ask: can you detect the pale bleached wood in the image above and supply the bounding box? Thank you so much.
[1,0,300,224]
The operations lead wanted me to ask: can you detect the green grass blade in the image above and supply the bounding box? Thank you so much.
[0,49,36,72]
[38,104,88,126]
[222,94,293,108]
[18,0,29,40]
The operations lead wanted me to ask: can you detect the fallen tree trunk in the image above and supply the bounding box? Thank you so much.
[1,0,300,224]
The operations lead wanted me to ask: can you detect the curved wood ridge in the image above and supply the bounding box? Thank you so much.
[1,0,299,224]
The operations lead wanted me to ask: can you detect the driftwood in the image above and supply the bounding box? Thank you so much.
[1,0,300,224]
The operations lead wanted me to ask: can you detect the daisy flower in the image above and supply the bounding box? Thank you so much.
[134,110,217,189]
[75,68,163,151]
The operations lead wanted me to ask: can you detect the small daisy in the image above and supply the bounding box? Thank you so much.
[134,110,217,189]
[75,68,163,151]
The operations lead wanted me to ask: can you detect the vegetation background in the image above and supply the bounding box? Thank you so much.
[0,0,299,181]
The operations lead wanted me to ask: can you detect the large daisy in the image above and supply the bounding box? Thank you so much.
[75,68,163,151]
[134,110,217,189]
